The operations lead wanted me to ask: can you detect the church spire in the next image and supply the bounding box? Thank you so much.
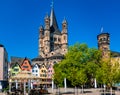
[50,0,59,30]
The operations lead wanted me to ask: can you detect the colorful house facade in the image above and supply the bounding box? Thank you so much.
[21,58,32,71]
[32,63,40,77]
[10,63,21,76]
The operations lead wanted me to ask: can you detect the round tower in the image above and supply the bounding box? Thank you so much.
[97,32,110,58]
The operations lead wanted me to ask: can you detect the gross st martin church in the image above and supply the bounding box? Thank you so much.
[32,6,68,78]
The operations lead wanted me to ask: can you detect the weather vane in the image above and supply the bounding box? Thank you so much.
[101,27,104,33]
[51,0,54,8]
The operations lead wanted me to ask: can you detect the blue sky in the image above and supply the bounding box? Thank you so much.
[0,0,120,60]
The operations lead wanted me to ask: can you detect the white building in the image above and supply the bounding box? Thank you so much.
[32,63,40,77]
[0,44,8,90]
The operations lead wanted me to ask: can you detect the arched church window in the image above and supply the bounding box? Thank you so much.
[64,36,66,40]
[103,37,106,41]
[46,32,48,36]
[58,38,61,42]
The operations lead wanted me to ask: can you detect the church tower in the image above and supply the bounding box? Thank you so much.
[32,1,68,87]
[97,29,110,58]
[38,7,68,57]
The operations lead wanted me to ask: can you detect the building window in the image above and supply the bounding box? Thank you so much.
[54,61,57,64]
[58,38,61,42]
[23,66,28,68]
[50,37,53,41]
[100,38,102,41]
[54,37,57,41]
[32,70,34,72]
[64,36,66,40]
[36,70,38,72]
[103,48,108,51]
[103,37,106,41]
[12,73,15,76]
[46,33,48,36]
[14,69,19,72]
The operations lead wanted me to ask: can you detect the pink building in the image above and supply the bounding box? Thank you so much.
[48,64,54,79]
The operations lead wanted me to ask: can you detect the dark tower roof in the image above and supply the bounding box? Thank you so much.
[97,33,110,39]
[50,8,61,34]
[50,8,58,28]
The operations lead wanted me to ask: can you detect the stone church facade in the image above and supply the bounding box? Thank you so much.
[32,7,68,82]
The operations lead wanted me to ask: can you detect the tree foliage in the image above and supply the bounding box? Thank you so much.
[96,58,120,87]
[53,43,102,87]
[54,42,120,91]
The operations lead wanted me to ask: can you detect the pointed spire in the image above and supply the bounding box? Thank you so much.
[62,17,67,24]
[50,8,58,29]
[39,25,44,32]
[45,12,49,19]
[50,0,58,29]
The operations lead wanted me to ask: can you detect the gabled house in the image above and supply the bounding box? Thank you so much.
[21,58,32,71]
[10,62,21,76]
[39,63,48,78]
[10,57,24,77]
[47,63,54,79]
[32,63,40,77]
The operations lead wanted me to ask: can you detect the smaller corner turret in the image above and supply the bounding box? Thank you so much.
[62,19,67,29]
[61,18,68,54]
[39,25,44,38]
[62,18,68,33]
[44,14,50,30]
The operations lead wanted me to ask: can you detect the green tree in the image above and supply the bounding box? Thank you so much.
[54,43,102,89]
[76,68,87,93]
[54,64,64,87]
[96,58,120,95]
